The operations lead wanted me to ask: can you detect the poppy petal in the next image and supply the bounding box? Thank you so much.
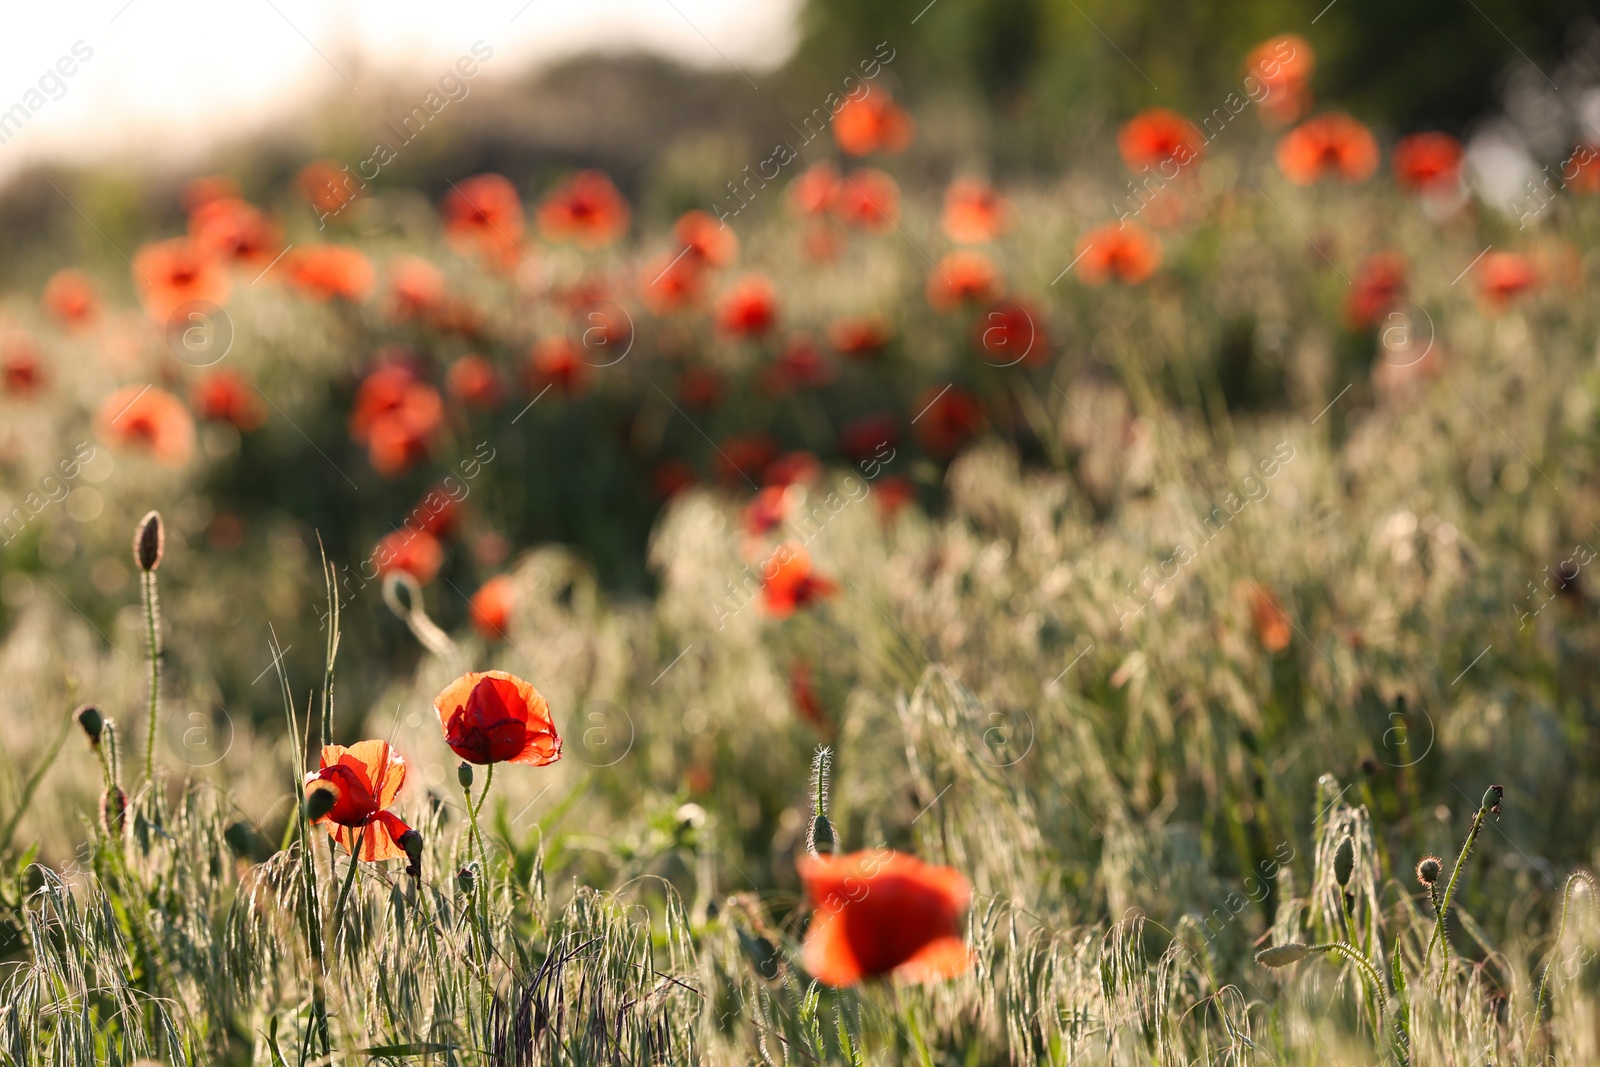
[893,935,973,983]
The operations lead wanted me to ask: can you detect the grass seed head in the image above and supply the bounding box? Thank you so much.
[1256,943,1314,967]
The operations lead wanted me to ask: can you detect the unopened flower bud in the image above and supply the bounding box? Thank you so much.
[303,784,337,822]
[1482,784,1503,816]
[100,786,127,834]
[458,761,473,790]
[1415,855,1442,886]
[399,829,424,877]
[1256,943,1314,967]
[1333,836,1355,889]
[456,865,476,895]
[808,813,835,856]
[134,511,164,572]
[76,705,103,746]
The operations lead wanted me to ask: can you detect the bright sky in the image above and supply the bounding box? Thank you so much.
[0,0,799,182]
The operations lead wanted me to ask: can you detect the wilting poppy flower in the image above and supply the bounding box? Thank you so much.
[469,575,514,640]
[1344,252,1407,329]
[840,413,899,463]
[537,170,630,247]
[640,249,707,315]
[133,238,230,323]
[41,269,99,329]
[374,529,443,585]
[434,671,562,766]
[927,251,1002,310]
[1477,251,1538,308]
[1248,583,1292,652]
[974,300,1047,367]
[287,245,375,302]
[765,450,822,487]
[298,160,363,219]
[799,850,972,987]
[762,543,837,617]
[941,178,1008,244]
[96,385,195,465]
[678,366,724,410]
[191,369,266,430]
[1118,108,1205,173]
[743,485,795,538]
[441,174,525,264]
[763,335,835,394]
[189,196,280,267]
[1074,223,1161,286]
[717,433,779,486]
[834,93,915,157]
[829,316,892,359]
[388,255,448,322]
[349,364,443,476]
[873,475,916,521]
[1245,34,1315,125]
[528,338,590,397]
[304,740,413,862]
[1276,114,1379,185]
[790,163,840,215]
[1392,132,1463,193]
[833,169,901,231]
[2,336,43,397]
[716,275,779,338]
[675,209,738,267]
[654,458,697,499]
[913,387,984,459]
[790,660,831,733]
[447,354,503,408]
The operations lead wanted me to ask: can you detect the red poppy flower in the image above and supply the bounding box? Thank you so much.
[639,250,707,315]
[132,238,230,323]
[913,387,984,459]
[1344,252,1407,329]
[374,529,444,585]
[536,170,630,247]
[743,485,795,538]
[974,300,1047,367]
[1074,223,1161,286]
[1477,251,1538,308]
[1276,114,1379,185]
[790,659,831,734]
[763,335,835,395]
[433,671,562,766]
[442,173,525,265]
[96,385,195,465]
[873,475,916,521]
[1248,583,1292,652]
[447,354,503,409]
[654,458,697,499]
[678,366,724,410]
[2,336,43,397]
[349,364,443,476]
[1245,35,1315,125]
[304,740,413,862]
[469,575,514,640]
[287,245,375,303]
[927,251,1002,310]
[1392,132,1463,192]
[840,413,899,463]
[299,160,363,218]
[765,450,822,487]
[803,220,846,262]
[791,163,840,216]
[189,196,280,267]
[528,338,590,397]
[834,93,915,157]
[761,543,836,617]
[832,169,901,231]
[799,850,972,987]
[941,178,1008,244]
[716,275,779,338]
[388,255,448,322]
[675,209,738,267]
[1568,145,1600,194]
[1118,108,1205,173]
[41,269,99,329]
[717,433,779,486]
[414,486,460,537]
[191,369,266,431]
[828,316,892,359]
[183,175,239,212]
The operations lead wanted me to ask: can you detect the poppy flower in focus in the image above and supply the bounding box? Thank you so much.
[761,543,837,617]
[873,475,916,521]
[433,671,562,766]
[191,369,266,431]
[41,269,99,329]
[388,255,448,322]
[469,575,514,640]
[834,93,915,157]
[974,300,1047,367]
[374,528,443,586]
[716,433,779,486]
[96,385,195,465]
[675,210,738,267]
[678,366,724,410]
[639,250,706,315]
[1074,223,1161,286]
[790,163,840,216]
[1248,583,1292,652]
[840,413,899,463]
[913,386,984,459]
[1343,252,1406,329]
[799,850,972,987]
[941,178,1008,244]
[927,251,1002,311]
[298,160,363,219]
[765,450,822,487]
[447,354,503,409]
[189,196,280,267]
[441,174,525,263]
[287,245,375,303]
[132,238,230,323]
[1245,34,1315,125]
[304,740,414,862]
[1391,133,1463,193]
[1477,252,1538,309]
[832,169,901,231]
[829,316,892,359]
[1117,108,1205,174]
[743,485,795,538]
[654,458,697,499]
[763,335,836,394]
[716,275,779,338]
[1276,114,1379,185]
[537,170,630,248]
[2,336,43,397]
[348,364,443,476]
[528,338,590,397]
[790,660,831,734]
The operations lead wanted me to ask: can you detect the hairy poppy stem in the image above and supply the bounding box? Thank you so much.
[140,566,162,786]
[1424,787,1499,974]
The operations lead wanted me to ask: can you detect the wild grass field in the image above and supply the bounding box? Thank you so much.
[3,26,1600,1066]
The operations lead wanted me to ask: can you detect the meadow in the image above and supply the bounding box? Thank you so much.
[2,29,1600,1065]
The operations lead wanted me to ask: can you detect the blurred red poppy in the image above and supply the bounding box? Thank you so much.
[183,175,239,212]
[298,160,364,218]
[388,255,448,322]
[743,485,794,538]
[447,354,503,409]
[1391,132,1463,193]
[674,209,738,267]
[1245,34,1315,125]
[1276,114,1379,185]
[834,93,915,156]
[873,475,916,521]
[1344,252,1407,329]
[470,575,514,641]
[189,196,280,267]
[42,269,99,329]
[678,366,724,410]
[96,385,195,465]
[433,670,562,766]
[304,740,413,862]
[1477,251,1538,309]
[537,170,630,247]
[191,369,266,431]
[761,543,836,617]
[790,163,840,216]
[927,251,1002,310]
[654,458,698,499]
[1074,223,1161,286]
[287,245,375,303]
[1118,108,1205,173]
[913,386,984,459]
[528,338,590,397]
[765,450,822,487]
[441,173,525,266]
[374,529,444,585]
[639,249,707,315]
[1248,583,1292,652]
[415,486,460,537]
[716,275,779,338]
[828,316,892,359]
[941,178,1008,244]
[1568,145,1600,194]
[2,336,43,397]
[799,850,972,987]
[790,660,831,734]
[133,238,230,322]
[840,413,899,462]
[349,364,443,475]
[764,335,835,394]
[833,169,901,231]
[717,433,779,486]
[974,300,1047,367]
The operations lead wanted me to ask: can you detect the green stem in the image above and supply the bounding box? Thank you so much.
[141,570,162,786]
[1534,872,1593,1029]
[0,709,73,854]
[1424,806,1487,972]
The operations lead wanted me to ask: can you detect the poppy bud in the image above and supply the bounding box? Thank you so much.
[457,761,473,790]
[303,784,337,822]
[456,865,476,895]
[808,813,835,856]
[1415,855,1442,886]
[134,511,164,571]
[399,829,424,876]
[1482,784,1503,816]
[100,786,127,834]
[76,704,103,746]
[1333,836,1355,888]
[1256,943,1313,967]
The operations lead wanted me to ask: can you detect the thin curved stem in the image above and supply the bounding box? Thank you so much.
[1425,805,1487,971]
[141,570,162,786]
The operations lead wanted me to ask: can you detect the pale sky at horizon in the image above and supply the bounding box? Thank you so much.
[0,0,799,184]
